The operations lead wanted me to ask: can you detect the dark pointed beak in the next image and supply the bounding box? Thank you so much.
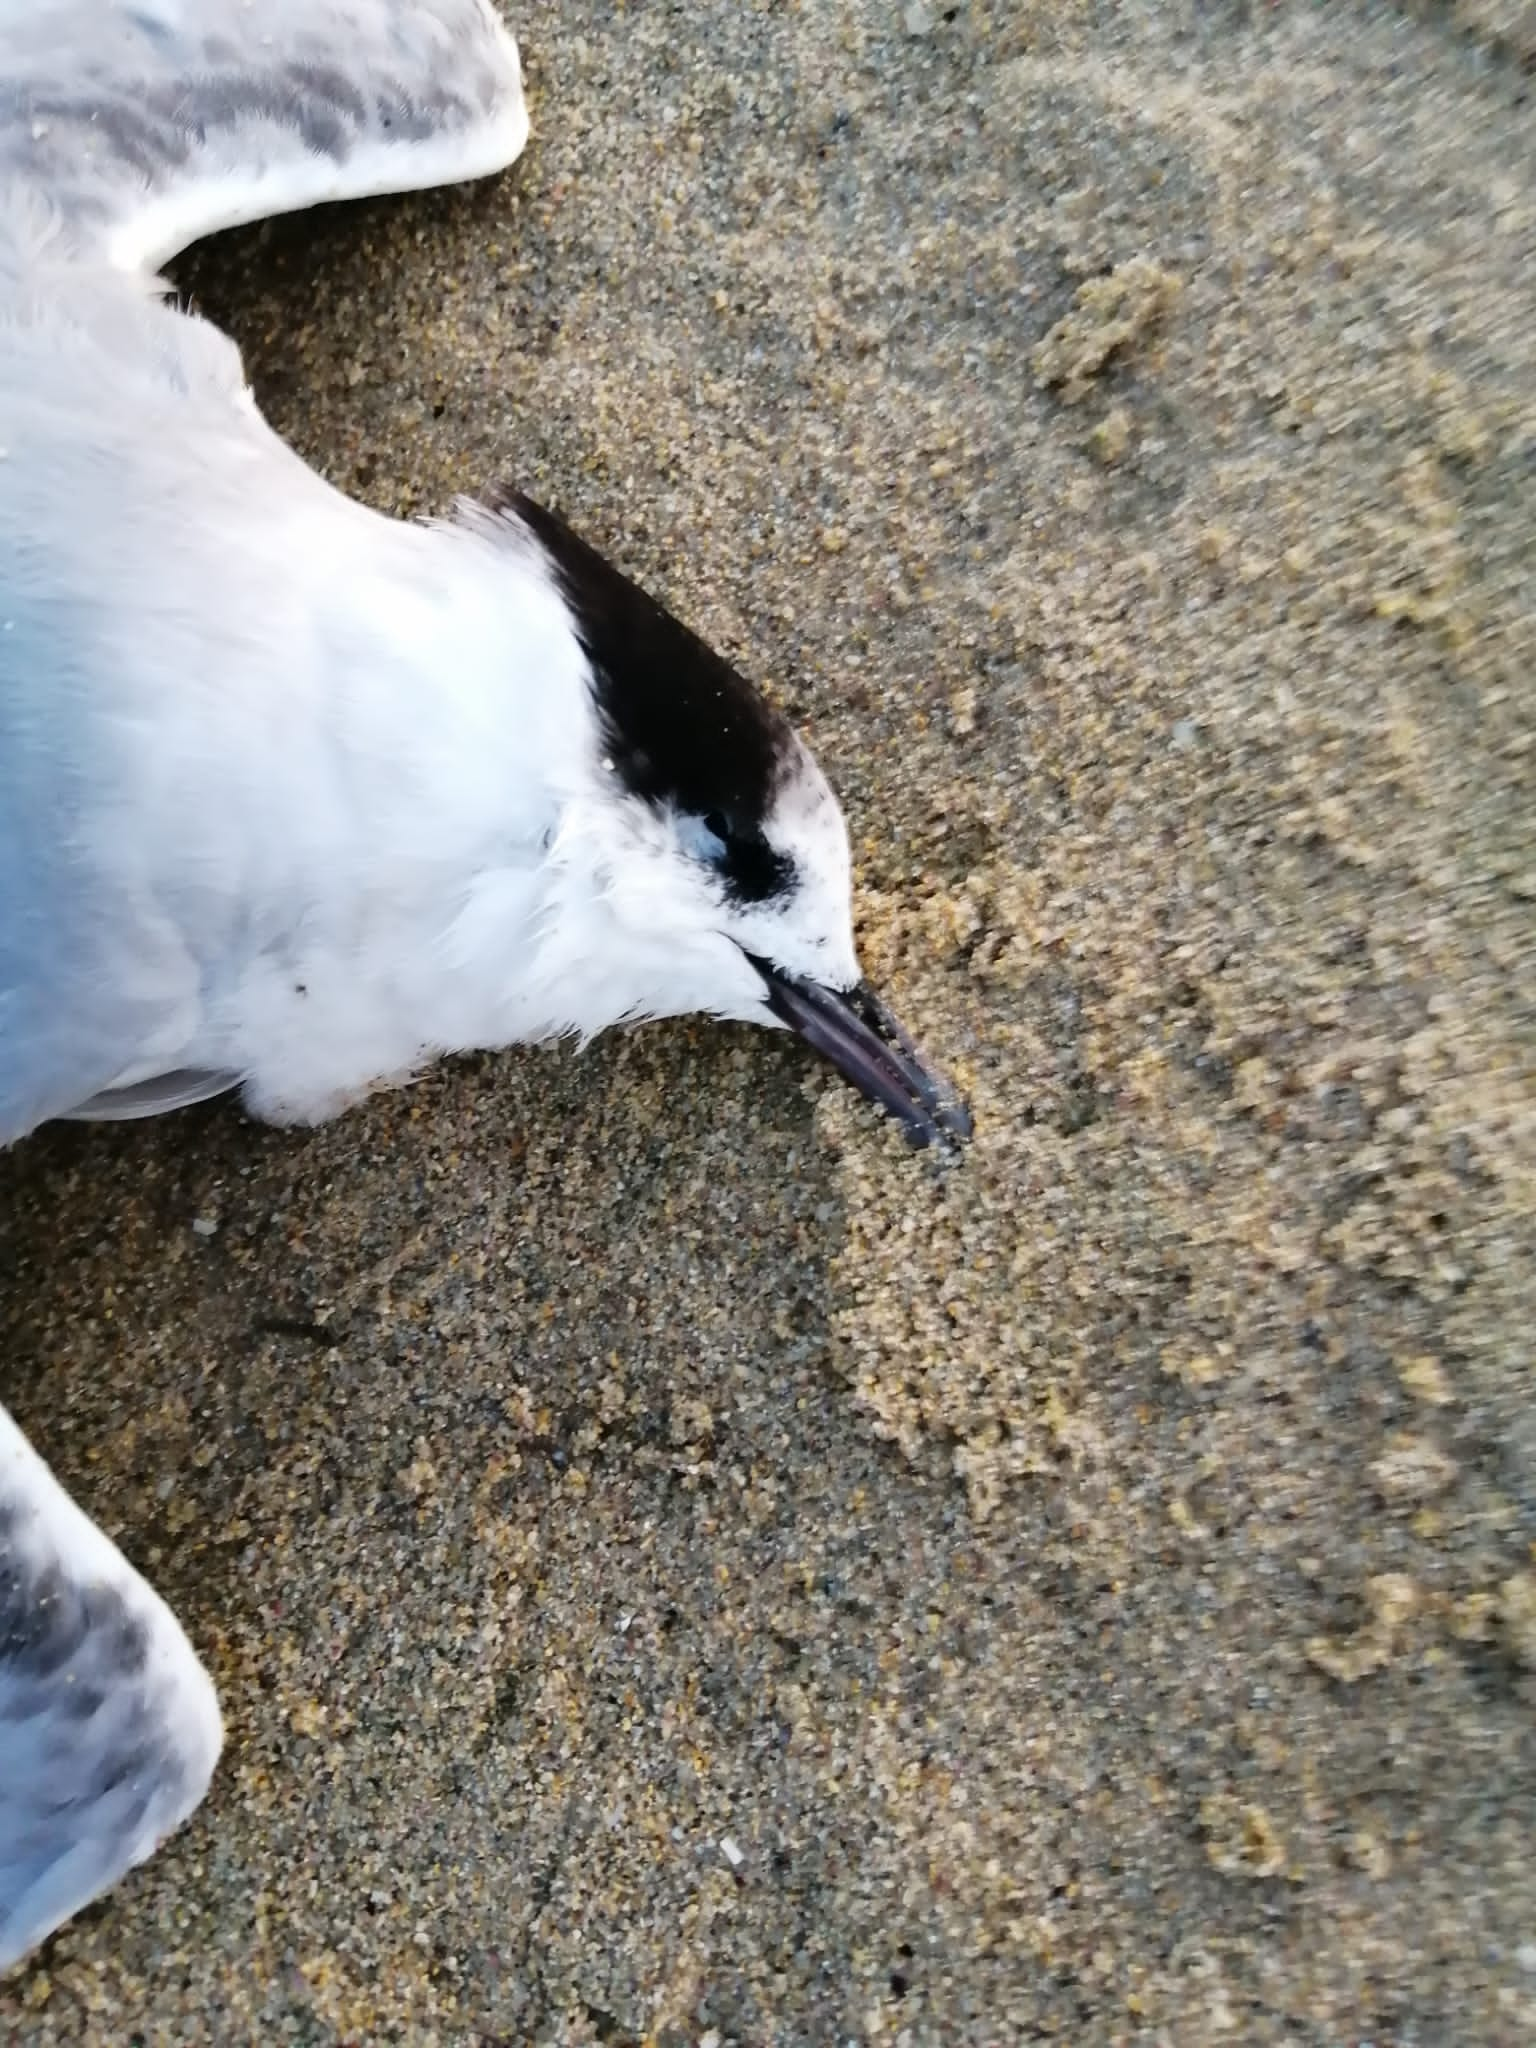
[747,956,973,1149]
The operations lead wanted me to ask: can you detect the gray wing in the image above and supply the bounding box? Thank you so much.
[0,1404,222,1974]
[58,1070,239,1124]
[0,0,528,273]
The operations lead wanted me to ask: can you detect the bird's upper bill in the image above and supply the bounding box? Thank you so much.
[749,957,972,1148]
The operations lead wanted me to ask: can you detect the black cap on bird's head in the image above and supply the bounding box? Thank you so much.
[491,489,972,1148]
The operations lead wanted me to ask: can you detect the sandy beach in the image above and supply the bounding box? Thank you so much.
[2,2,1533,2040]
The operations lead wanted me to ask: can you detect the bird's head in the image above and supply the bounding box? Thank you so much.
[488,492,971,1148]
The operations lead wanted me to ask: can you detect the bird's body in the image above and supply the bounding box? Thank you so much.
[0,0,967,1974]
[0,272,647,1137]
[0,1,570,1140]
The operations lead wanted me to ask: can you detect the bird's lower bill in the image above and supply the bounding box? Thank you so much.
[749,957,973,1148]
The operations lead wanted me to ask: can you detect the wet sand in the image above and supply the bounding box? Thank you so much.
[2,2,1534,2041]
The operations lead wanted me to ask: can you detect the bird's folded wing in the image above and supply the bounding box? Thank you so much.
[58,1069,241,1124]
[0,0,528,275]
[0,1405,222,1974]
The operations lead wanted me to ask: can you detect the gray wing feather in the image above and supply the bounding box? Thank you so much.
[58,1069,240,1123]
[0,0,528,271]
[0,1405,222,1974]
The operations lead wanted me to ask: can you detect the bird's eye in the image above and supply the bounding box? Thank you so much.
[682,809,793,902]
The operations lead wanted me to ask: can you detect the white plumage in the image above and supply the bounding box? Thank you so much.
[0,0,966,1973]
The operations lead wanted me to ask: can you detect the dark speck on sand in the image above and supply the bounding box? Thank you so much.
[3,2,1534,2041]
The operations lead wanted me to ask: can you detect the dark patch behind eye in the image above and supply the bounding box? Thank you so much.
[699,809,795,907]
[709,817,796,906]
[490,490,801,870]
